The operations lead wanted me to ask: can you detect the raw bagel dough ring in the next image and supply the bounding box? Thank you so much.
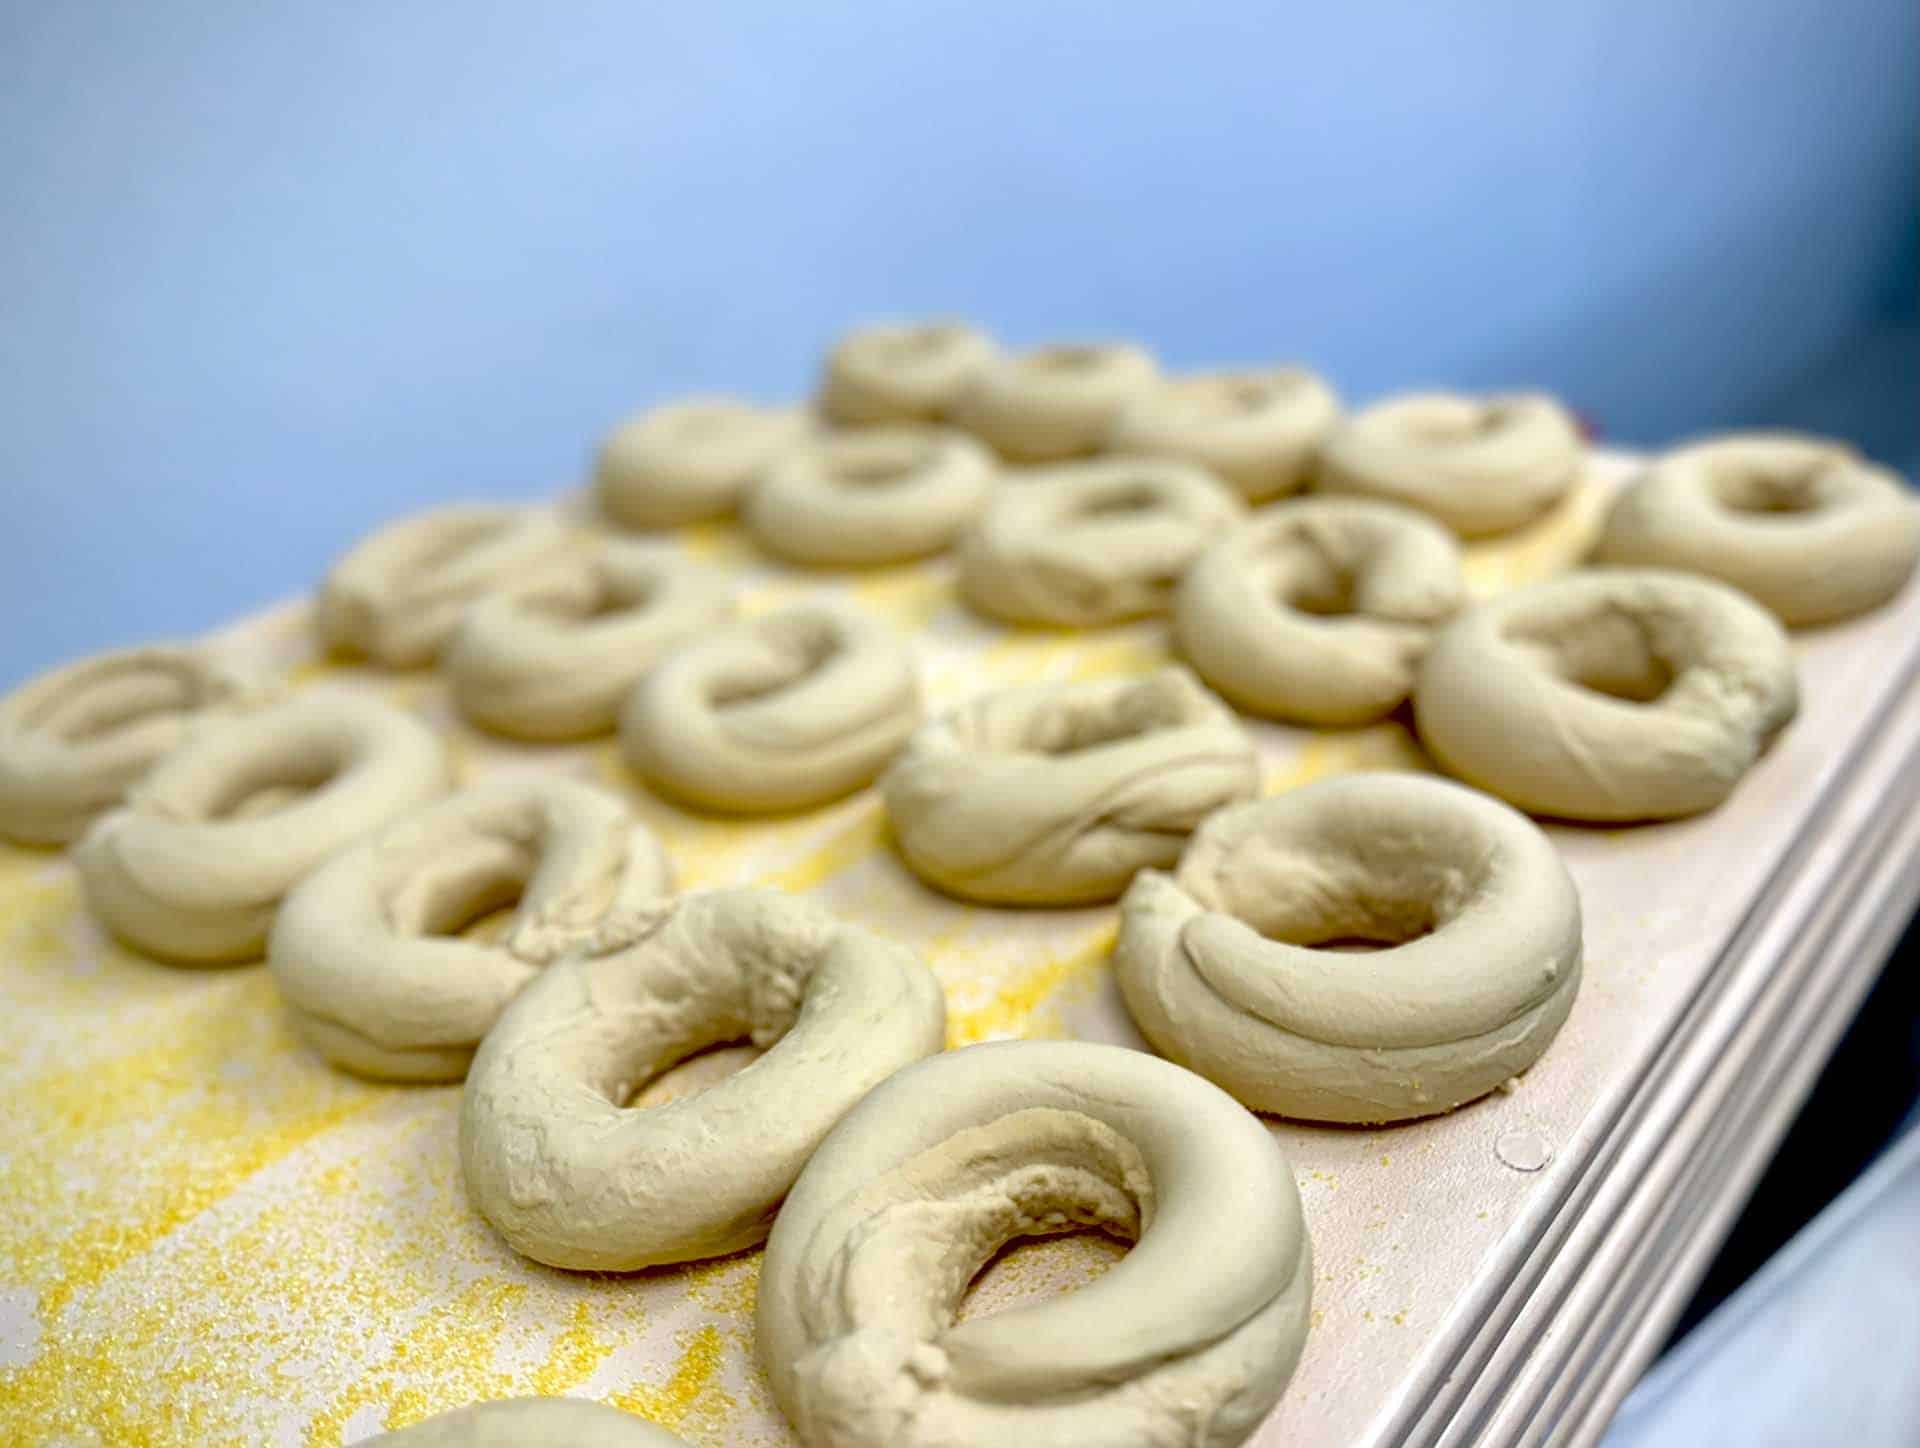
[447,542,734,740]
[956,459,1245,627]
[73,692,451,964]
[1115,773,1583,1123]
[745,425,997,567]
[0,647,253,846]
[951,342,1160,462]
[269,777,672,1082]
[882,667,1259,905]
[818,320,1000,425]
[1315,391,1584,538]
[360,1397,690,1445]
[618,603,921,814]
[316,505,580,668]
[595,397,810,528]
[1174,496,1466,725]
[756,1039,1313,1448]
[460,887,946,1270]
[1108,367,1341,502]
[1592,432,1920,626]
[1414,569,1798,822]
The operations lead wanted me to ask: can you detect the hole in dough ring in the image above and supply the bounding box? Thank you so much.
[882,667,1259,905]
[818,320,1000,426]
[756,1039,1313,1448]
[1115,773,1583,1124]
[269,776,673,1082]
[595,397,811,529]
[316,505,580,668]
[1174,496,1465,725]
[459,887,946,1270]
[1107,367,1341,503]
[0,646,254,846]
[618,603,921,814]
[359,1396,692,1446]
[956,459,1245,627]
[73,692,452,965]
[447,542,735,741]
[1592,432,1920,627]
[950,342,1160,462]
[744,425,998,567]
[1413,568,1799,822]
[1314,391,1583,538]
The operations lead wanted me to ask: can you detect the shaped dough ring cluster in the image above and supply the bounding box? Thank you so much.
[818,321,999,425]
[1592,432,1920,626]
[270,777,672,1082]
[619,603,921,813]
[757,1039,1313,1448]
[0,646,253,846]
[957,459,1244,627]
[1109,367,1341,502]
[746,425,998,567]
[951,342,1160,462]
[460,887,946,1270]
[447,542,734,740]
[1116,773,1583,1123]
[1175,497,1465,725]
[1414,568,1799,821]
[317,505,579,667]
[882,667,1259,905]
[74,693,450,964]
[362,1397,690,1446]
[1316,392,1583,537]
[595,397,809,528]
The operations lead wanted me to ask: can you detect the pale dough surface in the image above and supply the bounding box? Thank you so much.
[950,342,1160,462]
[817,321,999,426]
[595,398,812,529]
[362,1396,691,1445]
[1108,367,1340,502]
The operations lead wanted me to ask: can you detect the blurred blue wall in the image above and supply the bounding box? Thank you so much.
[2,1,1915,683]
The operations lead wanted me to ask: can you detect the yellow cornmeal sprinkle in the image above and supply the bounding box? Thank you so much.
[608,1325,732,1435]
[945,926,1115,1047]
[1265,720,1435,795]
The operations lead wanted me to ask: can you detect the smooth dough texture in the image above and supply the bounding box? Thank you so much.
[818,321,1000,425]
[0,646,253,846]
[270,777,672,1082]
[1414,569,1799,821]
[1108,367,1341,502]
[1592,432,1920,626]
[460,888,946,1270]
[73,693,450,964]
[359,1396,690,1446]
[745,425,998,566]
[951,342,1160,462]
[618,603,921,813]
[957,459,1245,627]
[882,667,1259,905]
[595,397,810,528]
[447,541,734,740]
[1316,392,1584,538]
[1116,774,1583,1124]
[757,1039,1313,1448]
[1174,496,1465,725]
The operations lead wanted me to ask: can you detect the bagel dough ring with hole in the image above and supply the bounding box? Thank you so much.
[618,602,921,814]
[1591,432,1920,626]
[1413,568,1799,822]
[1115,772,1583,1123]
[956,459,1245,627]
[459,887,946,1270]
[756,1038,1313,1448]
[882,667,1259,905]
[316,504,580,668]
[951,342,1160,462]
[595,396,811,528]
[0,646,254,846]
[818,320,1000,426]
[1107,367,1341,503]
[745,425,998,567]
[1174,496,1466,725]
[73,692,451,964]
[359,1396,691,1446]
[1315,391,1583,538]
[447,541,735,741]
[269,776,672,1082]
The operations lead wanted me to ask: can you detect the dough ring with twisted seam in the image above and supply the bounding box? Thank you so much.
[957,459,1244,627]
[1116,773,1583,1123]
[756,1039,1313,1448]
[0,646,254,846]
[1592,432,1920,626]
[1413,568,1799,822]
[1174,496,1465,725]
[595,396,810,528]
[269,776,672,1082]
[818,320,1000,425]
[951,342,1160,462]
[1315,391,1583,537]
[618,602,921,814]
[73,692,451,964]
[460,887,946,1270]
[447,541,735,740]
[1108,367,1341,502]
[359,1396,690,1445]
[882,667,1259,905]
[745,424,997,567]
